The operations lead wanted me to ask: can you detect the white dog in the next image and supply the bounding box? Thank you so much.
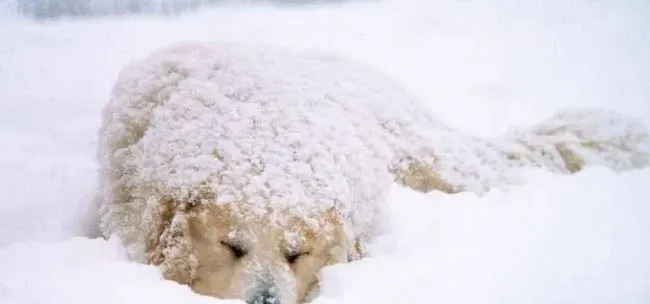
[96,42,649,304]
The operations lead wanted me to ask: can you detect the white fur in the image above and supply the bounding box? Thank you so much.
[97,42,650,261]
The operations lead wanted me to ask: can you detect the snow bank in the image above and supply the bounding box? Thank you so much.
[2,167,649,304]
[0,237,239,304]
[317,167,650,304]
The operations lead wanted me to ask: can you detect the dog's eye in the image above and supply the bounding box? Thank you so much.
[220,241,246,259]
[286,251,309,264]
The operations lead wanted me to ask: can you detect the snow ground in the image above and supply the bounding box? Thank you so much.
[0,0,649,303]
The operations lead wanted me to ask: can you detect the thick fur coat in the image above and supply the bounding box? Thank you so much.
[96,42,649,304]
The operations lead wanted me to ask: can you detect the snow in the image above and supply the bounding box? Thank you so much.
[318,168,650,304]
[2,169,650,304]
[1,0,649,303]
[0,237,240,304]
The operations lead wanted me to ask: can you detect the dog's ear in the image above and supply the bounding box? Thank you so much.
[320,206,366,262]
[146,197,175,266]
[146,196,195,285]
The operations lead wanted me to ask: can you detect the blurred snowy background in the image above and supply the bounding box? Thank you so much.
[0,0,649,303]
[10,0,356,18]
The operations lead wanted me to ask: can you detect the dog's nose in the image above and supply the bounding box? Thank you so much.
[247,288,280,304]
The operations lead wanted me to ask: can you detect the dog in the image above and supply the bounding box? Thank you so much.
[96,42,649,304]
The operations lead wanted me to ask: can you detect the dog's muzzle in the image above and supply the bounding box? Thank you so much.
[247,287,280,304]
[245,264,294,304]
[246,276,282,304]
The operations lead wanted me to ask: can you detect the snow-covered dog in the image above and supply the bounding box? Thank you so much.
[96,42,649,304]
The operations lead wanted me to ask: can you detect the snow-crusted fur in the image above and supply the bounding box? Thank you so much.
[97,42,650,292]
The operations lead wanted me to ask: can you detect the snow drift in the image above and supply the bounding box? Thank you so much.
[3,168,650,304]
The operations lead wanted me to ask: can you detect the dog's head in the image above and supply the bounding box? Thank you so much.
[148,201,357,304]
